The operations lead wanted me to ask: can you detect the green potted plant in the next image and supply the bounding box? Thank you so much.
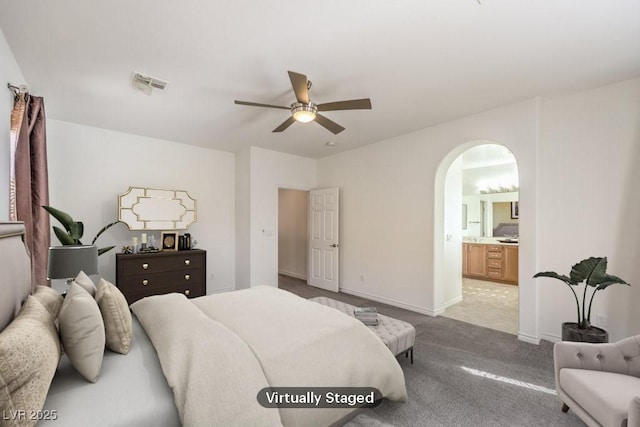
[533,257,630,343]
[42,205,121,255]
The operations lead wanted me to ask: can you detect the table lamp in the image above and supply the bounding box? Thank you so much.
[47,245,99,284]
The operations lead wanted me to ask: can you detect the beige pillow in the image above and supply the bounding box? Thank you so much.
[32,285,63,319]
[95,279,132,354]
[0,296,61,422]
[58,282,105,383]
[73,270,96,296]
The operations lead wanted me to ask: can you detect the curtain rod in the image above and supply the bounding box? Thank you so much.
[7,83,29,95]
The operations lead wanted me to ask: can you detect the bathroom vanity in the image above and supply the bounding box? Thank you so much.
[462,241,518,285]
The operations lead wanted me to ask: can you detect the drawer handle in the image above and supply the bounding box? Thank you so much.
[142,263,149,270]
[185,274,190,281]
[184,259,191,266]
[185,289,190,296]
[142,279,149,286]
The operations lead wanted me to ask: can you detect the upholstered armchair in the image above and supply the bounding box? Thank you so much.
[554,335,640,427]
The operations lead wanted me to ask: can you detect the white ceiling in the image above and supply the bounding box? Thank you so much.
[1,1,639,158]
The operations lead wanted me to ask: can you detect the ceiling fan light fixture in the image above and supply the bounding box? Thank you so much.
[291,102,317,123]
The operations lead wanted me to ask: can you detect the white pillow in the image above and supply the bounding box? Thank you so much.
[95,279,132,354]
[58,282,105,383]
[73,271,96,297]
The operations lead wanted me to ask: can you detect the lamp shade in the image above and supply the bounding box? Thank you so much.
[47,245,99,280]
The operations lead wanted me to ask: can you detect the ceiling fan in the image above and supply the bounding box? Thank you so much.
[234,71,372,135]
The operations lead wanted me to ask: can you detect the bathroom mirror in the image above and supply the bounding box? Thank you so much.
[118,186,197,230]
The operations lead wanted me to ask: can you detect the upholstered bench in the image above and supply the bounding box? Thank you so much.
[310,296,415,363]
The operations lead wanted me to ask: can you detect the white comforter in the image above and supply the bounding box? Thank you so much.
[131,286,407,427]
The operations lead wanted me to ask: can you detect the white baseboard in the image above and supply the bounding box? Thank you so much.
[338,287,438,316]
[517,332,541,345]
[278,270,307,281]
[438,295,463,312]
[429,296,463,316]
[539,332,561,343]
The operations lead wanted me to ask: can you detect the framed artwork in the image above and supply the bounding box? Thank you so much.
[160,231,179,251]
[511,202,519,219]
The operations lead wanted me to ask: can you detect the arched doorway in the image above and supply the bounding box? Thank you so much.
[433,139,534,341]
[440,144,519,334]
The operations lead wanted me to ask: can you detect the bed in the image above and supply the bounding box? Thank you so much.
[0,222,407,426]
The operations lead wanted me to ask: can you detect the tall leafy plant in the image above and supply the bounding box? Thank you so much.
[42,206,120,256]
[533,257,630,329]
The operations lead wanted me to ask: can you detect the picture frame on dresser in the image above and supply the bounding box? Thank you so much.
[160,231,178,251]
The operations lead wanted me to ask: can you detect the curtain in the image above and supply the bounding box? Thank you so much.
[9,93,50,286]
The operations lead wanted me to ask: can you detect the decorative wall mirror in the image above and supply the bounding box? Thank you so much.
[118,187,197,230]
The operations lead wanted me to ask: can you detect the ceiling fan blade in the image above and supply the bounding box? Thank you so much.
[288,71,309,104]
[235,100,290,110]
[317,98,372,112]
[272,116,296,133]
[314,113,345,134]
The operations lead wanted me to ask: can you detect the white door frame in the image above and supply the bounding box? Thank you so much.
[276,185,312,284]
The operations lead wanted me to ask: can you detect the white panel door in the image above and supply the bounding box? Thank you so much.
[307,187,339,292]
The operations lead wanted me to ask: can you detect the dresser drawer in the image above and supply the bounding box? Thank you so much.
[487,251,502,259]
[118,270,202,291]
[486,245,502,252]
[123,283,205,304]
[487,268,502,279]
[119,252,204,276]
[487,259,502,269]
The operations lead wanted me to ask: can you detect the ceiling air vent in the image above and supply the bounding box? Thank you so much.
[131,72,169,95]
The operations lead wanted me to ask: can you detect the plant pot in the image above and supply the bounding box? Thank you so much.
[561,322,609,343]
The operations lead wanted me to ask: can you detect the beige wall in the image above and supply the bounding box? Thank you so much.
[278,189,308,279]
[47,120,236,294]
[317,76,640,343]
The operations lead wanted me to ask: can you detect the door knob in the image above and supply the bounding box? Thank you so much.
[330,243,339,248]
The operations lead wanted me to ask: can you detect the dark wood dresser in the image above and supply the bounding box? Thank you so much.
[115,249,206,304]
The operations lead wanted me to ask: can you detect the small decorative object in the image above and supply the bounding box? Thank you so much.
[122,245,133,254]
[185,233,191,250]
[160,231,179,251]
[191,239,198,249]
[533,257,630,343]
[354,306,379,326]
[141,233,147,251]
[148,235,156,250]
[132,237,139,254]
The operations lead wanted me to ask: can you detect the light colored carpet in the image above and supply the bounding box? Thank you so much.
[345,413,395,427]
[279,275,583,427]
[442,279,518,335]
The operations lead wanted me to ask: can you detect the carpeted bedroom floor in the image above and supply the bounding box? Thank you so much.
[279,275,584,427]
